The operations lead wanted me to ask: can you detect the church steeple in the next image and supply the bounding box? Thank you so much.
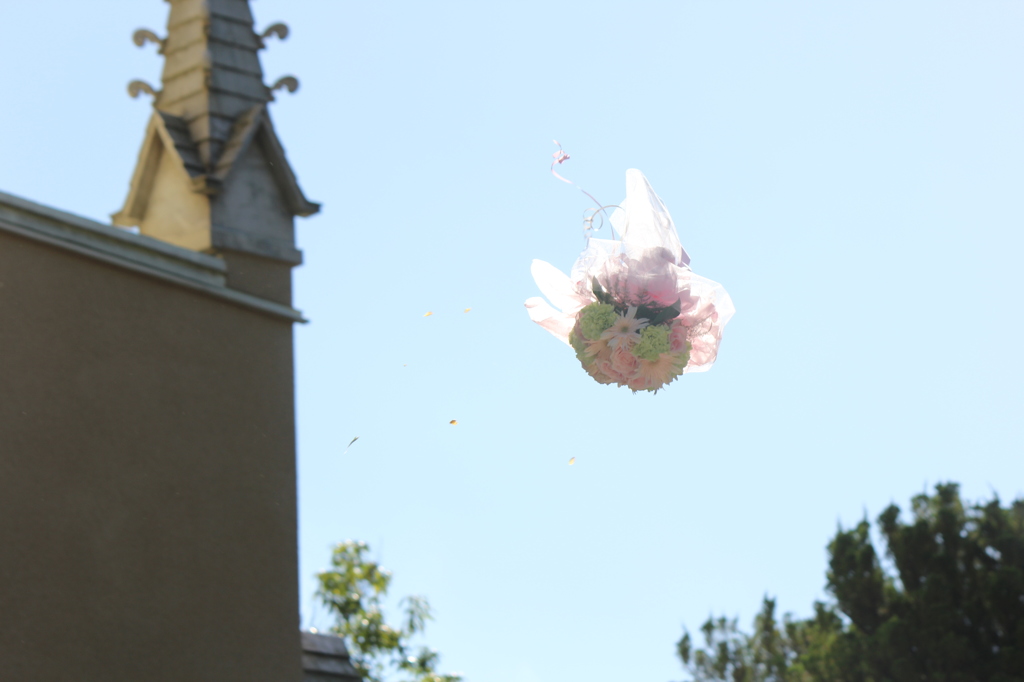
[155,0,279,167]
[113,0,319,300]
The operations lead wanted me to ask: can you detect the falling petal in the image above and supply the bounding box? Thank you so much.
[464,308,471,313]
[568,457,576,465]
[343,436,359,454]
[449,420,458,425]
[423,311,433,317]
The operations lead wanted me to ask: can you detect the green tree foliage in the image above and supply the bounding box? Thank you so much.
[315,540,462,682]
[677,483,1024,681]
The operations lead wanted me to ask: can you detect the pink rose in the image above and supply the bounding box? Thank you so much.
[596,358,628,385]
[627,375,654,392]
[609,346,640,380]
[669,320,690,353]
[597,364,623,384]
[584,362,617,385]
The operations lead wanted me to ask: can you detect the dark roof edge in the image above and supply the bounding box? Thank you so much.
[300,632,362,681]
[0,190,306,324]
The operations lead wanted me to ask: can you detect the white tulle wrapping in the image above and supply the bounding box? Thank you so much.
[526,169,734,376]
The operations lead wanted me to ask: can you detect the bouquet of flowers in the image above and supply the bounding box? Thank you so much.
[525,169,734,392]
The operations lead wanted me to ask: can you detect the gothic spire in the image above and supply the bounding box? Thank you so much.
[114,0,319,283]
[156,0,278,166]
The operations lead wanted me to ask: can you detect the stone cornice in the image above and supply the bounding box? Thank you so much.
[0,191,305,323]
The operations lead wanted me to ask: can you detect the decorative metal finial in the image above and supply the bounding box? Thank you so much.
[127,80,159,100]
[132,28,165,52]
[270,76,299,98]
[258,23,290,48]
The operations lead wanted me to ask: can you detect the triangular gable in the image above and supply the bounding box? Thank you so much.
[113,106,320,229]
[112,111,206,228]
[212,104,320,218]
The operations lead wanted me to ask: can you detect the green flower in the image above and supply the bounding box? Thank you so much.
[631,324,671,361]
[569,328,585,354]
[678,344,691,369]
[578,303,617,341]
[569,328,595,366]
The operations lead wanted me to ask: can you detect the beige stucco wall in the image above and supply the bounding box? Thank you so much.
[0,228,301,681]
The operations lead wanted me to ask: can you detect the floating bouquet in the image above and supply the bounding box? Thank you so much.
[525,169,734,392]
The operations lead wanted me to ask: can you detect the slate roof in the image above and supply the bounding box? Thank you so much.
[158,111,205,179]
[158,0,271,166]
[301,632,362,682]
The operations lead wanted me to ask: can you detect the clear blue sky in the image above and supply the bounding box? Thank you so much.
[2,2,1022,680]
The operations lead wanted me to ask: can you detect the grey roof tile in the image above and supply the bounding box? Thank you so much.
[300,633,362,681]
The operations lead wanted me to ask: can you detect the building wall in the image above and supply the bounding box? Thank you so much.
[0,227,301,681]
